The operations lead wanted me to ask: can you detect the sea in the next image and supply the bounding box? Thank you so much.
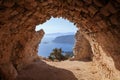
[37,33,75,57]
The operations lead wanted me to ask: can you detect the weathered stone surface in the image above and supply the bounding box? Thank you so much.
[74,31,93,61]
[110,14,120,25]
[93,0,105,7]
[100,8,111,16]
[83,0,92,5]
[0,0,120,80]
[88,5,98,17]
[0,63,18,80]
[3,0,15,8]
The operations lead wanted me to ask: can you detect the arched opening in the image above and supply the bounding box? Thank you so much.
[0,0,120,80]
[35,17,78,59]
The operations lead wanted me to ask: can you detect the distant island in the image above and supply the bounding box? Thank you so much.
[53,35,75,44]
[39,33,75,57]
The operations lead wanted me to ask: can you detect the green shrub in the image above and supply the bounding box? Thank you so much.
[48,48,65,61]
[48,48,73,61]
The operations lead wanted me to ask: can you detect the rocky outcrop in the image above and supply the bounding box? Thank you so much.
[74,30,93,61]
[0,27,45,79]
[0,0,120,80]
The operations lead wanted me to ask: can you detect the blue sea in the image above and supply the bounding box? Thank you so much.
[37,33,75,57]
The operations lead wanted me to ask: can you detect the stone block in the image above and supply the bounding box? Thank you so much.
[83,0,92,5]
[22,16,28,21]
[10,11,19,16]
[88,5,98,17]
[93,14,102,21]
[3,0,15,7]
[106,2,118,14]
[41,2,49,6]
[100,1,118,16]
[16,0,25,6]
[110,14,120,25]
[67,0,72,4]
[100,8,111,16]
[97,20,108,29]
[24,1,37,10]
[93,0,104,7]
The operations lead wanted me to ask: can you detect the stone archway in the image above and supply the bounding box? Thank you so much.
[0,0,120,80]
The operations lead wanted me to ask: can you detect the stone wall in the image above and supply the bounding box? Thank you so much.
[74,30,93,61]
[0,0,120,80]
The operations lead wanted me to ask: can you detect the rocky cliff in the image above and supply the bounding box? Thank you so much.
[74,30,93,61]
[0,0,120,80]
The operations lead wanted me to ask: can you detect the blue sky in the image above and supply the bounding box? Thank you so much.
[35,17,78,34]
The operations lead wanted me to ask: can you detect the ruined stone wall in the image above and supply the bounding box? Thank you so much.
[74,30,93,61]
[0,0,120,80]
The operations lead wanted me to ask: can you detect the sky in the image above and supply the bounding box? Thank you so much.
[35,17,78,34]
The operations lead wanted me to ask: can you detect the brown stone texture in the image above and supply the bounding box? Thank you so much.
[73,30,93,61]
[0,0,120,80]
